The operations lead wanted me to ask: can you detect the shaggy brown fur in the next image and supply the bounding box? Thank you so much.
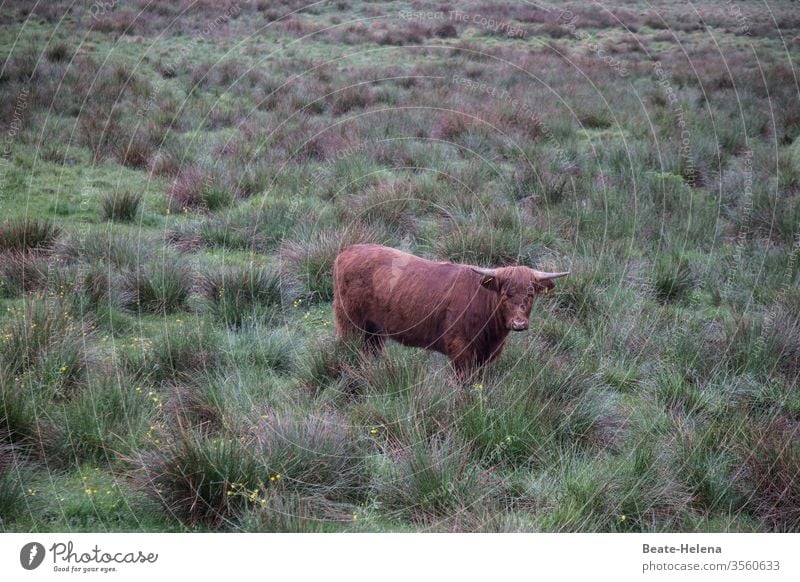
[333,244,566,374]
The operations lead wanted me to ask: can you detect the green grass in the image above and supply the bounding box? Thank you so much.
[0,0,798,533]
[0,219,61,253]
[201,264,283,327]
[377,435,486,525]
[101,189,143,223]
[120,256,193,315]
[281,224,380,302]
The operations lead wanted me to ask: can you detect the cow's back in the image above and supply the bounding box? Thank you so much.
[333,244,466,350]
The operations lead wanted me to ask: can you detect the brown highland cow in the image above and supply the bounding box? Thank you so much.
[333,244,568,374]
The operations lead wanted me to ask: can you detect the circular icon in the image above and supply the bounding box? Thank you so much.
[20,542,45,570]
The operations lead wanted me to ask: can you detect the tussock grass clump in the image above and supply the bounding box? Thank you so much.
[238,491,345,532]
[43,371,152,466]
[298,336,361,393]
[195,218,265,253]
[0,219,61,253]
[377,435,486,523]
[348,345,430,398]
[57,230,149,271]
[0,367,44,447]
[3,0,799,534]
[330,85,375,115]
[45,40,71,62]
[228,326,294,374]
[351,375,457,447]
[201,264,282,327]
[723,313,768,375]
[0,49,38,83]
[77,106,125,161]
[281,224,379,301]
[505,161,541,201]
[655,368,710,415]
[462,356,619,468]
[539,22,571,39]
[137,410,365,527]
[164,368,279,436]
[671,413,747,516]
[121,257,192,314]
[668,316,727,383]
[0,251,49,298]
[186,200,303,254]
[167,167,233,213]
[431,111,470,141]
[528,170,573,205]
[740,417,800,531]
[611,441,692,532]
[723,310,800,377]
[0,445,26,525]
[0,297,89,396]
[80,264,120,311]
[651,254,695,303]
[552,270,603,320]
[216,157,271,200]
[459,388,554,468]
[164,221,208,254]
[125,324,220,385]
[579,110,612,129]
[765,307,800,376]
[346,346,456,445]
[165,380,227,434]
[254,410,367,501]
[113,128,158,169]
[101,189,143,222]
[149,147,183,177]
[339,181,417,237]
[532,454,620,532]
[436,221,525,266]
[136,430,262,527]
[599,358,640,393]
[0,298,93,453]
[245,200,304,249]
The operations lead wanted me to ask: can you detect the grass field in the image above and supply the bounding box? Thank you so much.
[0,0,798,532]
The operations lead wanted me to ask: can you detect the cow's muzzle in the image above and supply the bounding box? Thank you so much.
[510,319,529,331]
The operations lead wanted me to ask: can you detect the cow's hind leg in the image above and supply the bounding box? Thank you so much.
[334,290,385,355]
[335,308,384,356]
[333,295,354,339]
[362,321,385,355]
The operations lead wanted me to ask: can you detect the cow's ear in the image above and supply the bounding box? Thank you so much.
[480,275,501,292]
[471,267,501,292]
[533,278,556,294]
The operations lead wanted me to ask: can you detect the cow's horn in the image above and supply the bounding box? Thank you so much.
[532,269,570,280]
[471,267,497,277]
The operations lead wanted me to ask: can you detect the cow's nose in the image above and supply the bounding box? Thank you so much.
[511,319,528,331]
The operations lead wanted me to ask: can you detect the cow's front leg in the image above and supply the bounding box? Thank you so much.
[445,337,479,381]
